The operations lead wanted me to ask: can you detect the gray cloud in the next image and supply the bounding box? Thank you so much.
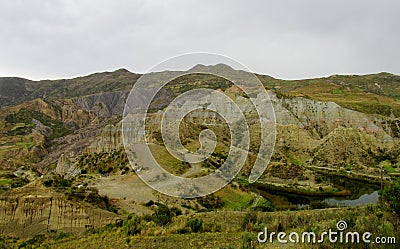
[0,0,399,80]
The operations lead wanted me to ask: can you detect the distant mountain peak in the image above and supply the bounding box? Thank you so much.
[113,68,131,73]
[189,63,236,72]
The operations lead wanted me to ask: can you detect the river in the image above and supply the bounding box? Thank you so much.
[254,175,381,209]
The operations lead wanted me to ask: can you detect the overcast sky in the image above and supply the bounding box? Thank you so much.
[0,0,399,80]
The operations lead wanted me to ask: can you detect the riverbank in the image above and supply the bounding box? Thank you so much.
[305,165,390,185]
[251,180,351,197]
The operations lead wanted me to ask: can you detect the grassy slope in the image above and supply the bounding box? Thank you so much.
[11,204,398,248]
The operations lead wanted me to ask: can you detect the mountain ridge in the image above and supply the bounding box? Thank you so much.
[1,66,399,108]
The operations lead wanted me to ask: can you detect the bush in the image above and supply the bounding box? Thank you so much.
[197,194,224,209]
[186,218,203,233]
[18,234,46,248]
[379,179,400,216]
[241,232,253,249]
[11,177,29,188]
[153,204,172,226]
[241,210,257,230]
[144,200,154,207]
[176,227,189,234]
[170,207,182,216]
[309,200,330,210]
[43,179,53,187]
[123,215,141,236]
[55,232,70,241]
[202,222,222,233]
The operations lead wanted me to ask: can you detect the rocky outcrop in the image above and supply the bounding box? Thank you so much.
[75,91,130,120]
[55,154,80,179]
[270,92,394,140]
[87,124,122,153]
[0,182,118,238]
[313,128,385,167]
[35,124,105,174]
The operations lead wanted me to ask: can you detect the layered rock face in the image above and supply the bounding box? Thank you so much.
[87,124,123,153]
[55,154,80,179]
[86,89,398,156]
[148,91,398,169]
[273,94,393,140]
[0,183,118,238]
[74,91,130,121]
[267,93,398,167]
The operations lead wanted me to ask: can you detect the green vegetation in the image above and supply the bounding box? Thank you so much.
[185,218,203,233]
[0,178,11,186]
[148,144,191,175]
[384,165,397,174]
[2,68,400,248]
[76,149,130,175]
[43,175,118,213]
[141,202,183,226]
[379,178,400,216]
[0,170,30,191]
[218,189,254,210]
[16,141,35,150]
[122,214,141,236]
[241,210,258,230]
[288,154,304,166]
[241,232,253,249]
[9,203,398,248]
[332,89,343,94]
[153,204,175,226]
[5,108,71,140]
[197,194,224,210]
[260,72,400,117]
[165,73,233,96]
[252,197,274,212]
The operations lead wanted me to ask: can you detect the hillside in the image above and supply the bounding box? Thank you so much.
[0,66,399,247]
[0,69,139,107]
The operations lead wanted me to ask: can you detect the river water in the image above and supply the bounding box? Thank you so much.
[255,175,381,209]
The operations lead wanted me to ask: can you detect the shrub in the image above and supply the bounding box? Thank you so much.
[186,218,203,233]
[55,232,70,241]
[379,179,400,216]
[18,234,46,248]
[197,194,224,209]
[309,200,330,210]
[202,222,222,233]
[43,179,53,187]
[241,210,258,230]
[153,204,172,226]
[170,207,182,216]
[144,200,155,207]
[241,232,253,249]
[176,228,189,234]
[123,215,141,236]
